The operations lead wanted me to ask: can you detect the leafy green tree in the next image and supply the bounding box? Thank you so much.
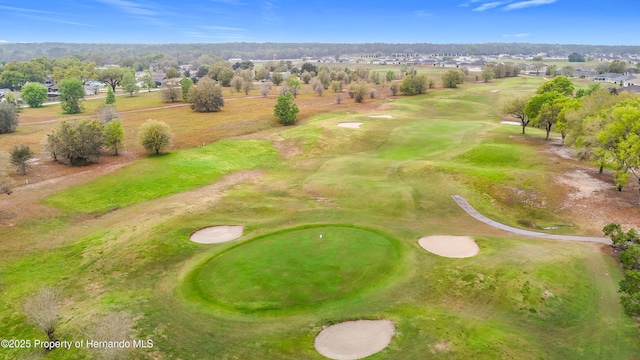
[181,77,193,101]
[105,86,116,104]
[230,75,244,93]
[501,96,532,134]
[21,82,48,108]
[609,60,627,74]
[595,100,640,191]
[441,69,465,88]
[165,68,181,79]
[399,74,428,95]
[216,67,234,87]
[47,120,104,165]
[141,70,155,92]
[103,120,124,155]
[481,65,495,82]
[348,82,368,103]
[10,144,34,175]
[390,83,399,96]
[188,77,224,112]
[274,92,299,126]
[330,80,342,93]
[568,53,586,62]
[139,119,172,155]
[271,73,284,86]
[524,91,565,140]
[386,70,395,82]
[301,62,318,75]
[58,78,85,114]
[120,72,138,96]
[537,76,574,96]
[98,66,125,93]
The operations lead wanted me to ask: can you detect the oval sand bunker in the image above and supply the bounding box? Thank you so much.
[315,319,395,360]
[189,226,243,244]
[337,122,363,129]
[418,235,480,258]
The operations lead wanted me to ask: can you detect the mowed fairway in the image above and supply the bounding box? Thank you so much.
[1,75,639,359]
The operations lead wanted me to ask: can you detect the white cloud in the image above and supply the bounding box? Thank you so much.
[503,33,531,38]
[473,2,503,11]
[504,0,557,11]
[414,10,432,17]
[96,0,157,16]
[0,40,8,43]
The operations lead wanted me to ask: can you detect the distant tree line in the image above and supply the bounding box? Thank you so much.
[2,42,640,64]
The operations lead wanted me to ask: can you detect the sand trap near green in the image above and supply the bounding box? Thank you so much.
[501,121,521,126]
[418,235,480,258]
[368,114,393,118]
[337,122,363,128]
[189,225,244,244]
[314,319,395,360]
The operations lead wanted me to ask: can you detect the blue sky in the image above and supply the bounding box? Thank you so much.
[0,0,637,45]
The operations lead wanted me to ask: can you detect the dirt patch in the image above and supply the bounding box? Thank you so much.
[558,170,614,200]
[418,235,480,258]
[314,319,395,360]
[337,122,363,129]
[189,226,244,244]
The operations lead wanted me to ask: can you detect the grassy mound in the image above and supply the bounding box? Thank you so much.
[188,225,401,312]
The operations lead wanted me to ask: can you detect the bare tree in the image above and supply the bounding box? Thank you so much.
[311,78,324,96]
[96,105,119,124]
[85,312,134,360]
[160,79,182,103]
[260,82,272,97]
[23,287,61,345]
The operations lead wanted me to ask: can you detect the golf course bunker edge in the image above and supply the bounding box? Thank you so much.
[189,225,244,244]
[314,319,395,360]
[418,235,480,258]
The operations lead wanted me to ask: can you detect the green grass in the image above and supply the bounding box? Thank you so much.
[43,139,279,214]
[188,225,401,312]
[1,75,638,359]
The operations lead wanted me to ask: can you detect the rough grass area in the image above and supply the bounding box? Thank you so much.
[43,140,278,214]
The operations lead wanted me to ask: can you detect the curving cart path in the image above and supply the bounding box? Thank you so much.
[451,195,611,244]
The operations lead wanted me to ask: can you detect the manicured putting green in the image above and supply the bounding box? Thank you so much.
[193,225,400,311]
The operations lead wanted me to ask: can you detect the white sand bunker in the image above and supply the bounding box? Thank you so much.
[491,90,500,93]
[368,115,393,119]
[337,122,363,129]
[189,225,243,244]
[500,121,521,126]
[315,319,395,360]
[418,235,480,258]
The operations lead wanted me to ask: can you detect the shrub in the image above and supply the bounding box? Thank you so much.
[274,92,299,126]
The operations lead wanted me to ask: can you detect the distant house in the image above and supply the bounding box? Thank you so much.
[594,73,620,82]
[618,85,640,94]
[574,69,597,79]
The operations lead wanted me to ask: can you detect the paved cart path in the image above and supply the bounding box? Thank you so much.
[451,195,611,244]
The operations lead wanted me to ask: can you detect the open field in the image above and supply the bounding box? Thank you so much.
[1,72,639,359]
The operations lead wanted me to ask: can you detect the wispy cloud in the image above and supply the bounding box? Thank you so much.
[200,26,246,31]
[473,2,503,11]
[504,0,557,10]
[208,0,246,4]
[96,0,158,16]
[261,1,281,24]
[459,0,484,7]
[0,5,95,27]
[414,10,432,17]
[0,40,9,43]
[503,33,531,38]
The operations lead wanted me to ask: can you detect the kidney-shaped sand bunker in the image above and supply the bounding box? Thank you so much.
[189,226,244,244]
[314,319,395,360]
[418,235,480,258]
